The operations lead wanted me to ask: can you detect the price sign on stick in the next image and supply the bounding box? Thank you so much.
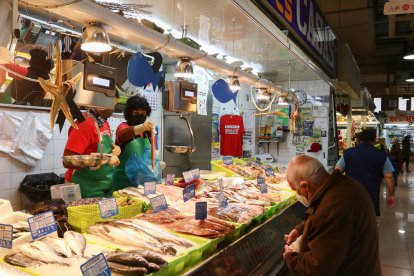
[223,156,233,165]
[216,192,228,208]
[98,198,119,219]
[183,185,196,202]
[257,176,268,194]
[183,170,194,183]
[80,253,111,276]
[218,178,224,191]
[265,168,275,176]
[165,174,175,185]
[150,194,168,213]
[195,202,207,220]
[144,181,157,195]
[28,211,58,240]
[0,224,13,249]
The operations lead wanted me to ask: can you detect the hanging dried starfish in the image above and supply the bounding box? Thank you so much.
[38,42,82,130]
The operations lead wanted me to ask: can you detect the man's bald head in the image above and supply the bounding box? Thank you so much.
[286,155,328,191]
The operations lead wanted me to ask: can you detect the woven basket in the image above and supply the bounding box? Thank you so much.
[67,196,143,233]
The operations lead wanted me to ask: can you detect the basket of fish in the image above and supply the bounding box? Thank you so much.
[67,197,143,233]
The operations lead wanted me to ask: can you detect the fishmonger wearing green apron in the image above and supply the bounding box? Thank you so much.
[113,95,154,190]
[63,109,121,198]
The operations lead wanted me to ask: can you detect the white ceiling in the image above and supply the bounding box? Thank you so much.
[24,0,322,82]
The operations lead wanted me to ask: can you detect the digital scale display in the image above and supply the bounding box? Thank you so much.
[92,76,111,88]
[184,90,195,97]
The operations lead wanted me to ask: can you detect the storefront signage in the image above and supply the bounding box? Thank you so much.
[384,0,414,15]
[195,202,208,220]
[183,185,196,202]
[80,253,110,276]
[256,0,338,77]
[144,181,157,195]
[223,156,233,165]
[388,115,414,123]
[98,198,119,219]
[150,194,168,213]
[165,174,175,186]
[257,176,268,194]
[0,224,13,249]
[265,168,275,176]
[216,192,228,208]
[28,211,57,240]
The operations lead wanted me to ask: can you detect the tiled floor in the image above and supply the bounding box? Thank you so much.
[379,171,414,276]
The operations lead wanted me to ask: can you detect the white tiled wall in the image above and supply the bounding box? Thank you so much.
[267,80,332,166]
[0,106,161,211]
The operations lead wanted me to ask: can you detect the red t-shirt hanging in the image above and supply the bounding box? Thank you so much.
[220,114,245,157]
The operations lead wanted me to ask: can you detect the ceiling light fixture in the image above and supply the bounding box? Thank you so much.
[402,95,411,100]
[403,53,414,60]
[81,22,111,53]
[174,57,194,78]
[406,72,414,82]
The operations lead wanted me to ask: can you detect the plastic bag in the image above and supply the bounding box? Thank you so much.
[125,147,162,186]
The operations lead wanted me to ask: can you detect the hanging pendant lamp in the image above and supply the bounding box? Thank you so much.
[174,57,194,78]
[81,23,111,53]
[229,75,240,92]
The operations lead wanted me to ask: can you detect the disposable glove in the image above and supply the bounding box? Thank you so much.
[111,144,121,157]
[133,120,154,135]
[108,155,120,167]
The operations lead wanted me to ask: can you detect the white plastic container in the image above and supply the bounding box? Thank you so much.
[0,199,13,219]
[50,183,81,202]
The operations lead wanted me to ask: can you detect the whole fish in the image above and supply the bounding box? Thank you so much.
[87,223,171,255]
[106,252,149,267]
[4,253,43,267]
[43,237,73,258]
[124,219,193,248]
[0,262,33,276]
[63,231,86,257]
[126,250,168,267]
[147,262,161,273]
[18,241,70,266]
[107,221,177,256]
[108,261,147,275]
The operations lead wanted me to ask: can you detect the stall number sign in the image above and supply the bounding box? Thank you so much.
[257,176,268,194]
[195,202,207,220]
[0,224,13,249]
[98,198,119,219]
[28,211,57,240]
[265,168,275,176]
[80,253,110,276]
[183,185,196,202]
[144,182,157,195]
[218,178,224,190]
[165,174,175,186]
[150,194,168,213]
[223,156,233,165]
[216,192,228,208]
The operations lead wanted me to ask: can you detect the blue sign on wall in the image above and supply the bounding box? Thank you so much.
[262,0,338,77]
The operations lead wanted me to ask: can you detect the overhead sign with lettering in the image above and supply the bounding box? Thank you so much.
[254,0,339,77]
[384,0,414,15]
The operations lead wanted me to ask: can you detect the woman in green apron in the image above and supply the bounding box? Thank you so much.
[63,109,121,198]
[113,95,155,190]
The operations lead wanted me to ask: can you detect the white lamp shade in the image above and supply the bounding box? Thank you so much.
[81,24,111,53]
[229,76,240,92]
[174,57,194,78]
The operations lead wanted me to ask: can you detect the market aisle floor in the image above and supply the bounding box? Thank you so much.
[379,169,414,276]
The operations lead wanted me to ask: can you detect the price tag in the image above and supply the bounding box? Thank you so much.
[265,168,275,176]
[257,176,268,194]
[98,198,119,219]
[256,157,262,163]
[183,170,194,183]
[183,185,196,202]
[195,202,207,220]
[165,174,175,185]
[218,178,224,190]
[0,224,13,249]
[223,156,233,165]
[144,181,157,195]
[216,192,228,208]
[28,211,57,240]
[191,168,200,179]
[150,194,168,213]
[80,253,111,276]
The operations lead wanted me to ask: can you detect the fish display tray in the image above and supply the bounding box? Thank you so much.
[210,158,247,178]
[67,197,143,233]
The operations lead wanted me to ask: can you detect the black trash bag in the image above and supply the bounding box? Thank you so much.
[19,173,64,202]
